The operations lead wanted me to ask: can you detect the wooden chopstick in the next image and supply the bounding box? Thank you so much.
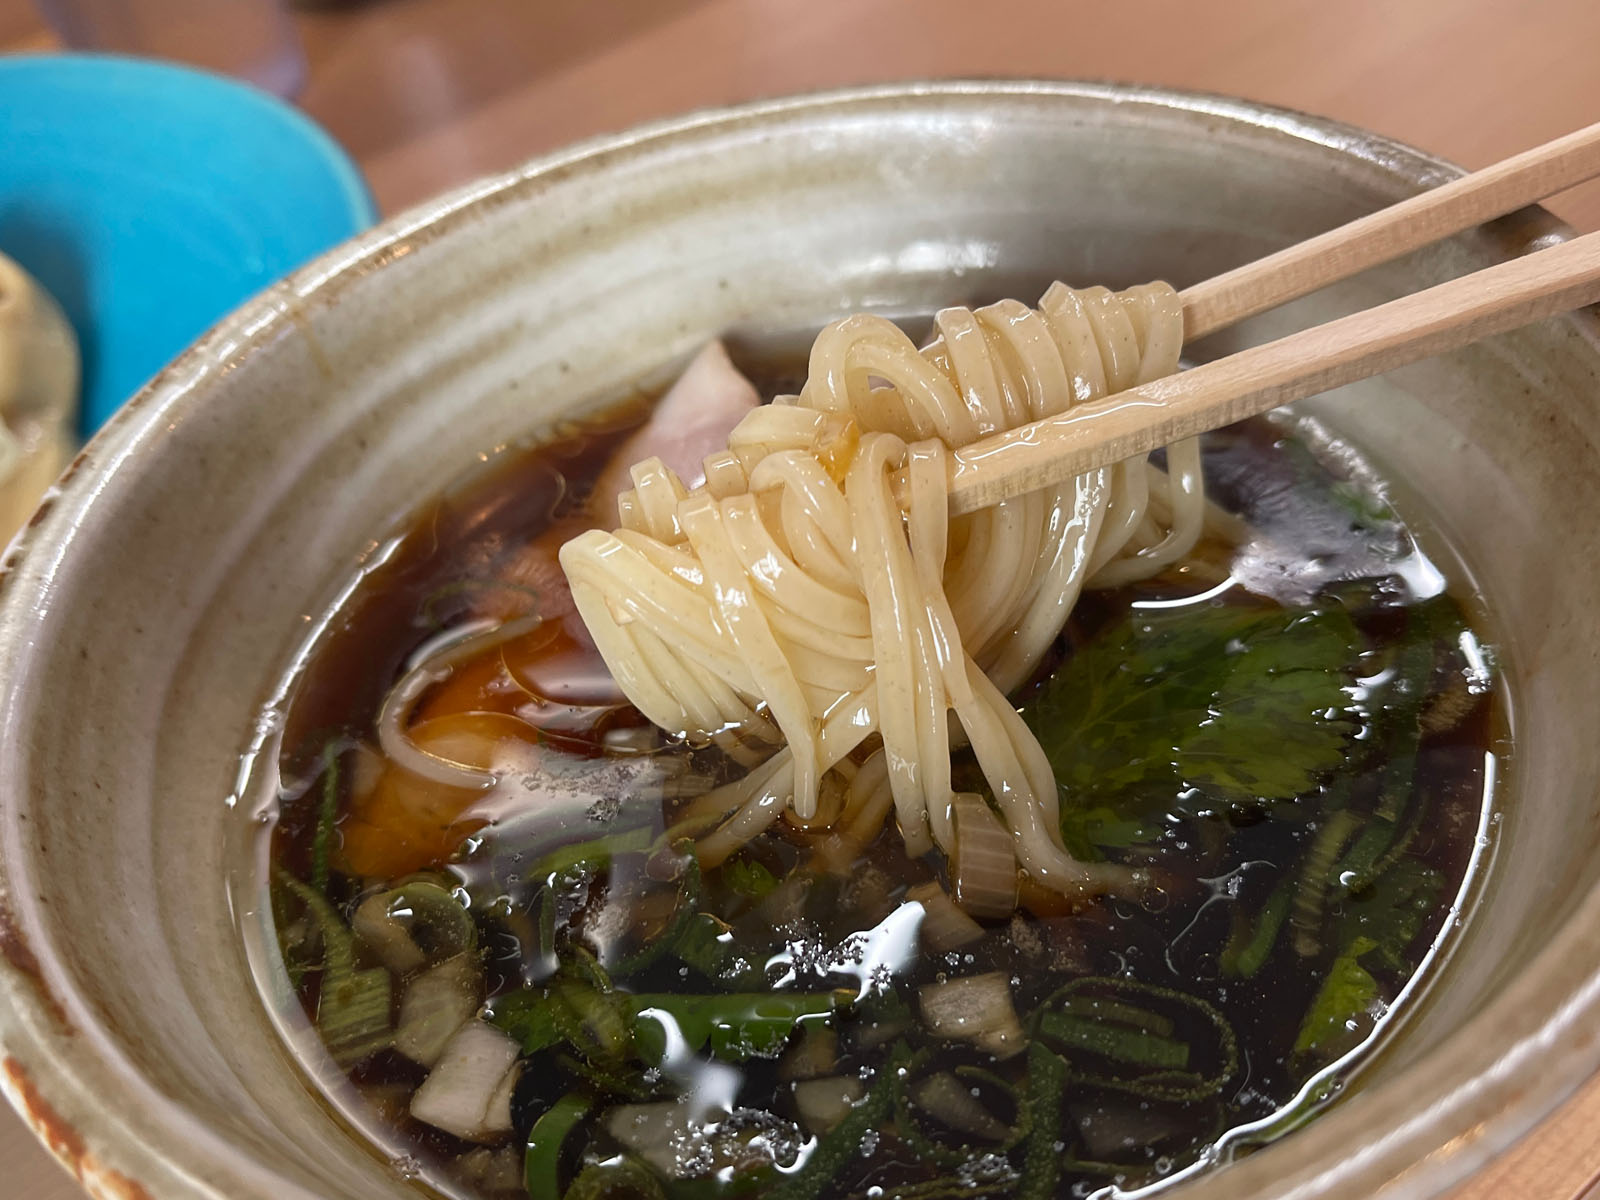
[940,227,1600,515]
[1179,118,1600,340]
[885,122,1600,513]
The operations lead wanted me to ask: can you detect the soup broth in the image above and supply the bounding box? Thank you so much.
[250,366,1498,1200]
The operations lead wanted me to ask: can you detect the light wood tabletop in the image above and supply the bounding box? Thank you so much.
[3,0,1600,1196]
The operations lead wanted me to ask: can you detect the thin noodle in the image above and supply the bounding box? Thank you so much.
[561,282,1198,899]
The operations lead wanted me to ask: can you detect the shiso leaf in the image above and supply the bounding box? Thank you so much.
[722,857,780,899]
[1293,936,1379,1058]
[1028,602,1362,820]
[629,991,842,1063]
[1294,861,1441,1063]
[1335,857,1444,975]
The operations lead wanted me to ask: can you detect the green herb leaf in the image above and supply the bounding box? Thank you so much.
[488,988,564,1055]
[1019,1043,1067,1200]
[674,913,771,991]
[628,992,842,1063]
[1294,859,1443,1066]
[1038,1012,1189,1070]
[1293,936,1379,1059]
[722,857,779,899]
[1059,805,1165,860]
[768,1042,910,1200]
[1336,858,1443,975]
[1029,603,1362,821]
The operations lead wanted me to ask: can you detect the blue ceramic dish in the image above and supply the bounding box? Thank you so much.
[0,53,376,432]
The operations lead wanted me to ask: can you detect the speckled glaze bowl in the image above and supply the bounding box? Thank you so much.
[2,82,1599,1200]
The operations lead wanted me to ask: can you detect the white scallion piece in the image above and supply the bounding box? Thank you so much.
[605,1102,695,1177]
[906,881,985,952]
[351,894,428,976]
[910,1072,1011,1142]
[395,954,484,1067]
[792,1076,866,1134]
[410,1020,520,1142]
[918,972,1026,1059]
[951,793,1019,919]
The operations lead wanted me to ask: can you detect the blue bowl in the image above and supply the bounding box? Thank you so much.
[0,54,376,432]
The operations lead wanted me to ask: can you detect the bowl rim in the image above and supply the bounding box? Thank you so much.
[0,77,1596,1200]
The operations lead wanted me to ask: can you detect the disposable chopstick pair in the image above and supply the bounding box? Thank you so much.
[920,119,1600,515]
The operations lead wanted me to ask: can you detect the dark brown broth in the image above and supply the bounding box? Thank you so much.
[260,383,1497,1200]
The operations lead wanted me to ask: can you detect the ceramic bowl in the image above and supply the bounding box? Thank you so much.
[2,82,1598,1200]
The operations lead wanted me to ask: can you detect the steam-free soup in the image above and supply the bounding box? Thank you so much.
[252,353,1495,1199]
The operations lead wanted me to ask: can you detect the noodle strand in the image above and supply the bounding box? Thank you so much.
[560,281,1200,900]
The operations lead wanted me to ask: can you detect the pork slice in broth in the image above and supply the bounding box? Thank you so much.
[587,339,761,515]
[469,341,760,687]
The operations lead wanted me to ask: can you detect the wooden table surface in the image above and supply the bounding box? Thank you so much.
[4,0,1600,1196]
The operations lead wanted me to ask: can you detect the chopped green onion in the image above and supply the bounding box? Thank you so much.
[1221,875,1294,979]
[776,1024,838,1082]
[610,848,702,977]
[1290,806,1362,958]
[918,973,1025,1059]
[791,1076,866,1134]
[891,1048,1027,1168]
[276,871,392,1068]
[320,965,393,1070]
[310,739,341,894]
[1050,993,1175,1038]
[352,879,477,976]
[1033,978,1238,1103]
[554,975,634,1062]
[1338,774,1426,895]
[1339,597,1459,894]
[524,1091,593,1198]
[557,1050,658,1101]
[528,826,655,885]
[395,953,484,1067]
[410,1019,521,1141]
[910,1072,1013,1142]
[905,882,984,953]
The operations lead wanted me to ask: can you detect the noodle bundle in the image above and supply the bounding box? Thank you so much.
[560,282,1205,898]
